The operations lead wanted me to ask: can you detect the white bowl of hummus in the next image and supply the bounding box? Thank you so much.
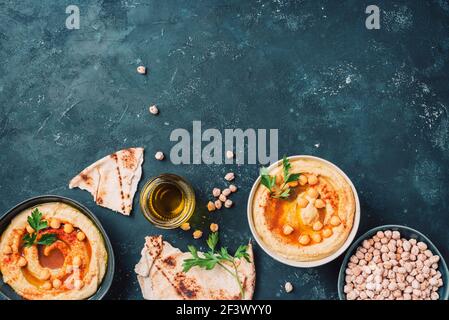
[247,155,360,267]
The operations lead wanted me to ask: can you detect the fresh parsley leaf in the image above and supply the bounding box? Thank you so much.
[206,231,219,251]
[259,156,300,200]
[21,208,57,247]
[260,167,276,193]
[182,232,252,299]
[22,233,37,248]
[37,233,57,246]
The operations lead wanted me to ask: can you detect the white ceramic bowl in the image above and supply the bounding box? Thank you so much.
[247,155,361,268]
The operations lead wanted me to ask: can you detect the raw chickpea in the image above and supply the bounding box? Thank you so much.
[307,188,319,198]
[17,257,27,267]
[3,245,12,255]
[314,199,325,209]
[64,223,74,234]
[311,233,322,243]
[297,197,309,208]
[298,234,310,245]
[330,216,341,226]
[76,232,86,241]
[282,225,294,235]
[42,269,51,280]
[180,222,191,231]
[322,228,333,238]
[72,256,82,267]
[50,219,61,229]
[210,223,219,233]
[53,279,62,289]
[308,175,319,185]
[312,221,323,231]
[288,181,298,188]
[207,201,216,212]
[74,280,84,290]
[193,230,203,239]
[42,281,52,290]
[298,175,308,186]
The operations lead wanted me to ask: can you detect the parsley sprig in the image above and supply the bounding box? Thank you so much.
[260,156,300,199]
[22,208,57,248]
[182,232,251,299]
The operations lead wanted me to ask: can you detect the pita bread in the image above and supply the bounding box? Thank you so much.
[135,235,256,300]
[69,147,144,215]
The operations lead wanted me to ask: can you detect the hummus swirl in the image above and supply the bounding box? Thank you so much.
[0,202,107,300]
[252,158,356,262]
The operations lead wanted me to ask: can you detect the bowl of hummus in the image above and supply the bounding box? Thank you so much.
[247,155,360,267]
[0,195,114,300]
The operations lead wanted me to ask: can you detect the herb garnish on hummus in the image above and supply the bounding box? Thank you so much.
[260,156,300,199]
[22,208,57,247]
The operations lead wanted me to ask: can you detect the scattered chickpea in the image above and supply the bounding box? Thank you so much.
[330,216,341,226]
[224,199,233,208]
[193,230,203,239]
[26,225,34,234]
[229,184,238,193]
[224,172,235,181]
[42,281,52,290]
[50,219,61,229]
[74,280,84,290]
[308,175,319,185]
[17,257,27,267]
[225,150,234,159]
[298,175,308,186]
[72,256,82,267]
[207,201,216,212]
[154,151,165,161]
[288,181,298,188]
[3,245,12,255]
[219,194,227,202]
[149,105,159,115]
[77,232,86,241]
[312,221,323,231]
[322,228,333,238]
[52,279,62,289]
[180,222,191,231]
[283,225,294,235]
[64,223,74,234]
[314,199,326,209]
[212,188,221,197]
[298,234,310,245]
[222,188,231,196]
[136,66,146,74]
[297,197,309,208]
[311,233,322,243]
[214,200,222,210]
[210,223,219,232]
[284,282,293,293]
[307,188,319,198]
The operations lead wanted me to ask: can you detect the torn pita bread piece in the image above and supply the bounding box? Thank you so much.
[135,235,256,300]
[69,147,144,215]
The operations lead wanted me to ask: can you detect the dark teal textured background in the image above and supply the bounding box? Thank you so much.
[1,0,449,299]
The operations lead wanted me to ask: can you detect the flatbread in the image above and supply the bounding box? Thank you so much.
[69,147,144,215]
[135,235,256,300]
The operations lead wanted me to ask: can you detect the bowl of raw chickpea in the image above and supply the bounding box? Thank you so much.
[338,225,449,300]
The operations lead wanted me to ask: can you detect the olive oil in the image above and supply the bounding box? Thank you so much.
[140,174,195,229]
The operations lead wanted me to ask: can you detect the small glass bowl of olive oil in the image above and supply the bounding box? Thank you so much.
[139,174,196,229]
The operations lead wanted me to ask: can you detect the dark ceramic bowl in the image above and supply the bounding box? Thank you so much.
[0,195,115,300]
[338,225,449,300]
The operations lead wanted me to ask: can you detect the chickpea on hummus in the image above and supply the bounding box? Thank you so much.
[252,157,356,262]
[0,202,107,300]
